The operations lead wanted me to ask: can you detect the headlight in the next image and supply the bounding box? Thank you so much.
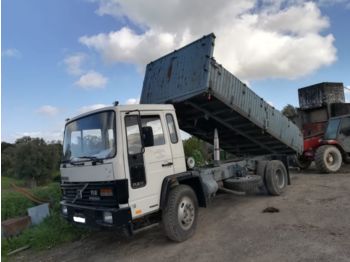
[62,205,68,215]
[103,211,113,224]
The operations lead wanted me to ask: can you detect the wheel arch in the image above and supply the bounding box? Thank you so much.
[160,172,207,210]
[321,141,346,157]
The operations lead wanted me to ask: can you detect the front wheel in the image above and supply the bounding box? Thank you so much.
[315,145,342,173]
[162,185,198,242]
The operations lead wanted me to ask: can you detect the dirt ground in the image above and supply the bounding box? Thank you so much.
[14,165,350,262]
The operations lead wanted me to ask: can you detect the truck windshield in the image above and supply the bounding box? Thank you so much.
[62,111,116,162]
[324,118,341,140]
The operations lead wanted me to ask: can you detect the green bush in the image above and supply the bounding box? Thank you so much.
[1,181,90,258]
[1,191,34,220]
[32,183,62,212]
[1,179,61,220]
[183,137,208,166]
[1,176,26,190]
[2,212,89,255]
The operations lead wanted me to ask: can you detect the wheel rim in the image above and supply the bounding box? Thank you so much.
[177,196,195,231]
[324,149,341,171]
[326,152,335,165]
[275,169,285,189]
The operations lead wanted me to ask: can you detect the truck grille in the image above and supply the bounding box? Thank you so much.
[61,181,118,208]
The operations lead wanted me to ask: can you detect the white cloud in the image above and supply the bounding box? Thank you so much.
[64,53,86,75]
[125,98,140,105]
[36,105,59,116]
[78,104,109,114]
[83,0,337,80]
[80,28,176,71]
[2,48,21,58]
[75,71,108,89]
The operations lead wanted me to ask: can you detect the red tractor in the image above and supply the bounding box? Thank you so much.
[314,115,350,173]
[294,82,350,172]
[297,115,350,173]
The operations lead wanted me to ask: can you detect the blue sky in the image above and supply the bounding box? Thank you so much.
[2,0,350,142]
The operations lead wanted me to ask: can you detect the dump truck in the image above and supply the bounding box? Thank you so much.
[60,34,303,241]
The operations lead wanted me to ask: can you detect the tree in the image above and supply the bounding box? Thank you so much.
[1,137,63,186]
[282,104,298,120]
[1,142,16,177]
[14,137,51,185]
[183,137,209,166]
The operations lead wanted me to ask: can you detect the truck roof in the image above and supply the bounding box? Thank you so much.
[117,104,175,112]
[66,104,175,124]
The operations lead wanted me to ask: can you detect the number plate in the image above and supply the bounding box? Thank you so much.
[73,215,86,224]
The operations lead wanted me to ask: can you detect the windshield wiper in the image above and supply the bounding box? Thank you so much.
[61,156,104,166]
[75,156,104,164]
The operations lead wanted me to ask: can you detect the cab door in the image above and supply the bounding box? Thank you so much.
[123,112,174,218]
[164,112,187,174]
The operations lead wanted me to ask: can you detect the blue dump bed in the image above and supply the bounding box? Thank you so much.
[141,34,303,156]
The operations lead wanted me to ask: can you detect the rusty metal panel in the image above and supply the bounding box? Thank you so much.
[141,34,303,155]
[141,34,214,104]
[298,82,345,110]
[2,216,31,238]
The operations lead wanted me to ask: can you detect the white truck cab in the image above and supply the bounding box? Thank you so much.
[61,105,208,241]
[61,104,188,214]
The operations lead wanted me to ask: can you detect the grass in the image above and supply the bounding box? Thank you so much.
[2,212,89,256]
[1,176,26,190]
[1,190,34,220]
[1,176,91,259]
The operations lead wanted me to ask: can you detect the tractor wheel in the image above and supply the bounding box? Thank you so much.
[315,145,342,173]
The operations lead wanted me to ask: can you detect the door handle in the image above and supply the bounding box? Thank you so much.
[162,162,173,167]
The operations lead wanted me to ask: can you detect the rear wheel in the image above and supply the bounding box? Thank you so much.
[265,160,288,196]
[315,145,342,173]
[162,185,198,242]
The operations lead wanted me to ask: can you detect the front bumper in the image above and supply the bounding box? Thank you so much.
[60,201,132,229]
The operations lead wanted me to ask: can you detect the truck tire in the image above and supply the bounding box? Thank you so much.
[296,155,312,170]
[162,185,198,242]
[315,145,342,173]
[256,161,268,178]
[223,175,262,193]
[265,160,287,196]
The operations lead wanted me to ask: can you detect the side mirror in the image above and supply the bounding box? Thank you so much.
[142,126,154,147]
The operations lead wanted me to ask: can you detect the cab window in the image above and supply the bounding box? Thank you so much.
[166,114,178,143]
[340,117,350,136]
[141,116,165,146]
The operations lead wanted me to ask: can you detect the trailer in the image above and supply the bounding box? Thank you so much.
[60,34,303,242]
[141,33,303,156]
